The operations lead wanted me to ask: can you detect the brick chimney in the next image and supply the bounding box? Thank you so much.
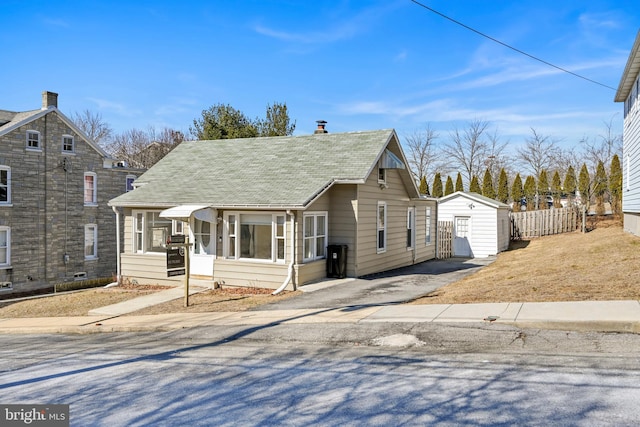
[314,120,328,134]
[42,91,58,109]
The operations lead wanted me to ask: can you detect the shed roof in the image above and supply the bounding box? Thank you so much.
[439,191,510,209]
[109,129,417,209]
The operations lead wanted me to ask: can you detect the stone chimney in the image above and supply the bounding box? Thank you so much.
[314,120,328,134]
[42,91,58,109]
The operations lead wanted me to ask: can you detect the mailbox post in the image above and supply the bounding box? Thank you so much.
[166,234,191,307]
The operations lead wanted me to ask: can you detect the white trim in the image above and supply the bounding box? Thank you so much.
[407,207,415,250]
[224,211,288,263]
[62,134,75,153]
[377,201,387,253]
[0,227,10,267]
[302,211,328,262]
[83,172,98,205]
[0,166,11,205]
[84,224,98,260]
[26,130,41,151]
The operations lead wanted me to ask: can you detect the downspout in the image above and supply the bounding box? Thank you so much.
[111,206,121,285]
[272,210,296,295]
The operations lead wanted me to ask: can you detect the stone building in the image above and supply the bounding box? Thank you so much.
[0,91,142,296]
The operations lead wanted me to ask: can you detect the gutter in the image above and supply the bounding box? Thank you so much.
[273,210,296,295]
[111,206,121,285]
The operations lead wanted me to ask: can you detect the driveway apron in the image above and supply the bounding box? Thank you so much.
[253,257,495,311]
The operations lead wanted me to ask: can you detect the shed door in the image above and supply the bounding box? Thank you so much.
[453,216,472,257]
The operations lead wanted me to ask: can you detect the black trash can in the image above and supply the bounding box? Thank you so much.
[326,244,348,278]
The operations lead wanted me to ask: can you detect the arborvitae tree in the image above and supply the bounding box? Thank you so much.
[593,160,608,215]
[511,173,524,211]
[563,165,577,205]
[578,163,591,208]
[445,176,454,196]
[497,168,509,204]
[537,169,550,209]
[610,154,622,216]
[432,172,443,198]
[551,171,562,208]
[524,175,537,211]
[419,175,430,196]
[455,172,464,192]
[482,168,496,199]
[469,175,481,193]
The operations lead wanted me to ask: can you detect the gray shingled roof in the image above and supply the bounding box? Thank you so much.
[110,129,399,208]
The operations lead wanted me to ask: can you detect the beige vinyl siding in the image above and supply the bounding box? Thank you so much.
[296,260,327,285]
[355,168,421,276]
[327,184,357,277]
[120,253,183,286]
[214,259,289,289]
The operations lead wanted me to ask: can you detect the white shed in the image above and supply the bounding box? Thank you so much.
[438,192,511,258]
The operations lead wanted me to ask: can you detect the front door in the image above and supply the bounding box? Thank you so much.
[191,218,215,277]
[453,216,472,257]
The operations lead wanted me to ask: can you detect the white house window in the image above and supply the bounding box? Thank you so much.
[62,135,74,153]
[84,224,98,259]
[126,175,136,192]
[275,215,285,261]
[225,213,286,262]
[377,202,386,253]
[0,166,11,204]
[303,212,326,261]
[84,172,97,205]
[133,211,172,254]
[407,207,415,249]
[26,131,40,150]
[425,207,432,244]
[0,227,10,267]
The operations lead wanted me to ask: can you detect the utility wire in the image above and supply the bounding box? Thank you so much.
[409,0,617,91]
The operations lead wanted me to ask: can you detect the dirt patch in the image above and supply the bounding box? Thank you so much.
[127,287,301,315]
[0,285,299,318]
[412,223,640,305]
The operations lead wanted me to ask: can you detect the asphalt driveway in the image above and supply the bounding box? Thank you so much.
[254,257,495,311]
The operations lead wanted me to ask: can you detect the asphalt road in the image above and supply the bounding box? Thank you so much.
[256,257,495,310]
[2,324,640,426]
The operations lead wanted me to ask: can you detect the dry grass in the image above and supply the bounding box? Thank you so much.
[0,284,300,318]
[125,287,301,316]
[2,221,638,318]
[412,221,640,305]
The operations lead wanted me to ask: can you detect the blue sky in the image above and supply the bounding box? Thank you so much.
[1,0,638,152]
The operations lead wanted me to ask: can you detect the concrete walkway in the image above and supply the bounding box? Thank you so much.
[0,292,638,334]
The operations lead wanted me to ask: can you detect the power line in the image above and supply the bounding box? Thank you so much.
[409,0,616,91]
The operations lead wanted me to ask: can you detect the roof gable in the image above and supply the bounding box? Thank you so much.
[110,129,418,208]
[0,106,111,159]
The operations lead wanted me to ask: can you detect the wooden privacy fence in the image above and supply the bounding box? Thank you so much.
[510,207,578,239]
[437,220,453,259]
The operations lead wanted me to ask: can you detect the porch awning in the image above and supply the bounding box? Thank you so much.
[160,205,214,221]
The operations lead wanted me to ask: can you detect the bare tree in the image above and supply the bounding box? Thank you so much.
[403,124,439,184]
[70,110,112,147]
[580,116,622,173]
[441,119,491,186]
[516,128,561,179]
[105,126,184,169]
